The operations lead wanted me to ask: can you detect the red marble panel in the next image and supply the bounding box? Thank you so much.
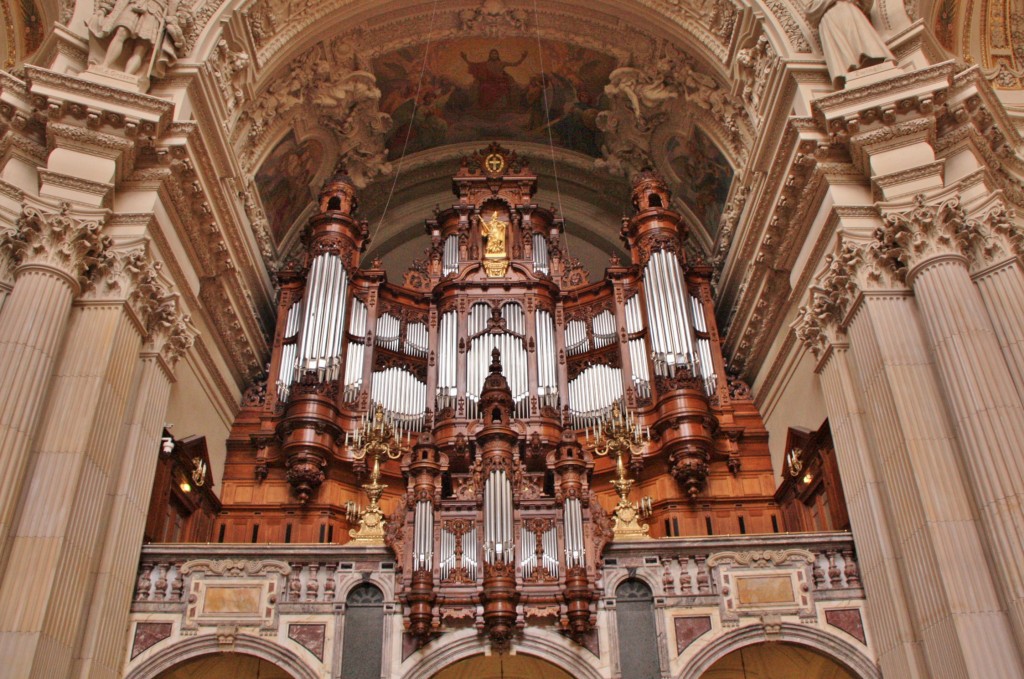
[825,608,867,644]
[131,622,173,659]
[288,623,326,661]
[674,615,712,655]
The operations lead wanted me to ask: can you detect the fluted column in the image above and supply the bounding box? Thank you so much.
[799,327,927,677]
[968,207,1024,404]
[0,202,109,565]
[74,312,192,679]
[881,196,1024,654]
[800,236,1024,677]
[0,247,169,679]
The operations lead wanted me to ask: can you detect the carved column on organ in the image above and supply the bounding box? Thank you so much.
[401,432,445,640]
[550,430,595,637]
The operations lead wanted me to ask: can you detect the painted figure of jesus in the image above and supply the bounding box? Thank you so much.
[460,48,528,110]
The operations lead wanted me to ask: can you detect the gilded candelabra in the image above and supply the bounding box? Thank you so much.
[588,401,653,540]
[346,404,407,544]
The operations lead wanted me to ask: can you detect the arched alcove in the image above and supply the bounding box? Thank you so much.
[153,652,295,679]
[432,653,575,679]
[701,642,858,678]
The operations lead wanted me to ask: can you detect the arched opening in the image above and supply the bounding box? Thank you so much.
[615,578,661,678]
[432,653,575,679]
[327,195,342,211]
[340,583,385,679]
[701,643,858,678]
[153,652,295,679]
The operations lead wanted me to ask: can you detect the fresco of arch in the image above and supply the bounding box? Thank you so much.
[666,126,734,239]
[254,132,324,244]
[374,37,617,159]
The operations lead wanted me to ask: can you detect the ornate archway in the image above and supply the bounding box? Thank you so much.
[124,633,319,679]
[679,623,880,679]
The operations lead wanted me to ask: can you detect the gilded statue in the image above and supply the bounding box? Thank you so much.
[480,211,508,258]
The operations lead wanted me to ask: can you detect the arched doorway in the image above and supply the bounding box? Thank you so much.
[432,653,575,679]
[701,643,858,679]
[153,652,296,678]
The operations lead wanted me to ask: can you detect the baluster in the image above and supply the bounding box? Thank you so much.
[662,557,675,595]
[288,562,303,602]
[812,553,826,588]
[170,561,184,601]
[695,554,710,594]
[677,555,692,594]
[306,563,321,601]
[842,547,861,587]
[135,562,153,601]
[152,563,168,601]
[324,563,337,602]
[827,550,841,587]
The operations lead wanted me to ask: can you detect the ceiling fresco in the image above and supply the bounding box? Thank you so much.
[375,37,617,159]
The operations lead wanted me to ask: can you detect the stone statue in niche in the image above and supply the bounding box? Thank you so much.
[806,0,894,88]
[87,0,191,79]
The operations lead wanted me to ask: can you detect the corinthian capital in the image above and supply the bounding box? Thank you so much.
[147,295,197,369]
[876,195,981,281]
[84,244,166,323]
[0,202,111,292]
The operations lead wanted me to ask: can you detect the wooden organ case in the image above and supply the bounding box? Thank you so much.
[219,143,781,647]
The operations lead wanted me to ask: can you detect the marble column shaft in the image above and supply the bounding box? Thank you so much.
[846,294,1024,677]
[74,350,174,679]
[909,255,1024,654]
[972,259,1024,405]
[0,302,143,679]
[0,268,78,566]
[817,341,928,678]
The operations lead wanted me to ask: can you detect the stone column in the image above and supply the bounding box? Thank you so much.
[0,247,167,678]
[796,314,927,677]
[879,195,1024,654]
[800,237,1024,677]
[0,201,109,564]
[966,206,1024,403]
[74,305,193,679]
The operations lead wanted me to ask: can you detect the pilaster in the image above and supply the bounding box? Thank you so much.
[877,194,1024,656]
[0,198,110,566]
[0,244,173,678]
[73,302,193,679]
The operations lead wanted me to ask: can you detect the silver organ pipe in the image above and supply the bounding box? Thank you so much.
[568,364,624,428]
[592,310,616,349]
[532,233,549,274]
[644,249,696,377]
[440,524,477,581]
[566,319,588,356]
[443,234,459,275]
[467,304,529,418]
[413,500,434,572]
[276,299,303,401]
[297,253,349,382]
[370,367,427,431]
[342,299,368,401]
[535,310,558,408]
[375,313,401,351]
[437,311,458,409]
[405,322,429,358]
[520,523,559,579]
[625,295,651,399]
[691,293,717,396]
[563,497,585,568]
[484,470,514,564]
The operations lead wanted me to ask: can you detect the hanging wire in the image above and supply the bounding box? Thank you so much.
[371,0,441,243]
[530,0,574,265]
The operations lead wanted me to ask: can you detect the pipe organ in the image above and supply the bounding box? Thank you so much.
[221,143,780,648]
